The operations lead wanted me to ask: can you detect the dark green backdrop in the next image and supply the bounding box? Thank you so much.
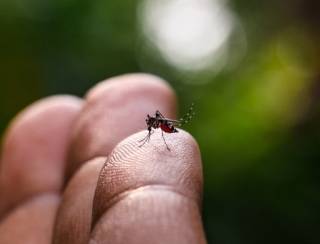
[1,0,320,243]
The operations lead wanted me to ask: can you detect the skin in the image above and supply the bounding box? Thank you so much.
[0,73,207,244]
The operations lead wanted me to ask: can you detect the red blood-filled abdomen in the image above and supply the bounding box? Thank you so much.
[160,123,173,133]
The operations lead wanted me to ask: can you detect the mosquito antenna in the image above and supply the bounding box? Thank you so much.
[179,103,195,126]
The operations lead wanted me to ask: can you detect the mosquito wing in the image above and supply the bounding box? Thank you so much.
[155,110,182,125]
[157,118,181,125]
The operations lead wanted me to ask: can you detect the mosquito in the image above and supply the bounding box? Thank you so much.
[139,103,194,150]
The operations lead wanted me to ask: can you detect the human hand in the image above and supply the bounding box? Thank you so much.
[0,74,206,244]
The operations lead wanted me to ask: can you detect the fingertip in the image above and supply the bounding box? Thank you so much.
[92,129,203,226]
[85,73,175,103]
[1,95,83,152]
[4,95,82,131]
[0,95,83,215]
[90,129,205,243]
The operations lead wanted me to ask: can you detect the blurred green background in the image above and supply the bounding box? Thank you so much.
[1,0,320,243]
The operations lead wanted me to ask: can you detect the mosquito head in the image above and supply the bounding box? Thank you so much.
[145,114,154,132]
[145,114,152,126]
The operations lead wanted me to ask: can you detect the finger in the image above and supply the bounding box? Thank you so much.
[0,96,83,216]
[52,157,105,244]
[66,73,176,180]
[0,193,60,244]
[91,129,206,244]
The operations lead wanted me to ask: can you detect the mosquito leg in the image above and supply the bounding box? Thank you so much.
[161,130,170,151]
[146,133,151,143]
[138,132,150,147]
[138,135,149,147]
[138,133,148,142]
[139,129,155,147]
[139,128,152,142]
[145,130,153,143]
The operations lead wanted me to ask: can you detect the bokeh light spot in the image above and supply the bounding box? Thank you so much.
[139,0,236,72]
